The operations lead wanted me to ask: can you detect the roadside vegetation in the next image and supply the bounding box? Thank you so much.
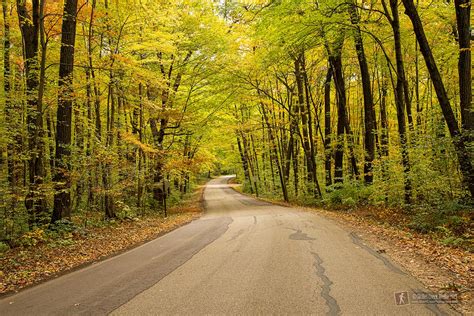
[0,181,204,294]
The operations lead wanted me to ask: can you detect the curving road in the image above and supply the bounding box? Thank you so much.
[0,176,454,315]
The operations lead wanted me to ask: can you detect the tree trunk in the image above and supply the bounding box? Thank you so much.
[324,66,333,188]
[295,55,319,196]
[17,0,47,226]
[52,0,79,223]
[348,1,376,184]
[301,54,322,197]
[330,53,346,184]
[3,0,13,184]
[454,0,472,137]
[237,134,253,193]
[259,100,289,202]
[388,0,413,204]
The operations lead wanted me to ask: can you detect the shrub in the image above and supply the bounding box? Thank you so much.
[0,241,10,254]
[323,181,375,209]
[408,200,473,250]
[19,229,47,247]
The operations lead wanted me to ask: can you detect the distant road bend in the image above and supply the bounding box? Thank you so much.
[0,176,454,315]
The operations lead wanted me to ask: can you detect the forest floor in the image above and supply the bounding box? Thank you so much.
[230,183,473,314]
[0,188,204,295]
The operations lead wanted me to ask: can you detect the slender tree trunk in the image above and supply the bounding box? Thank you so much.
[294,57,309,180]
[237,134,253,193]
[380,75,389,158]
[3,0,13,184]
[454,0,472,137]
[250,134,261,184]
[52,0,79,223]
[295,55,320,196]
[324,67,332,188]
[103,76,116,219]
[415,38,422,129]
[292,139,299,196]
[242,131,258,195]
[259,101,289,202]
[330,53,345,184]
[136,83,144,208]
[387,0,413,204]
[348,1,376,184]
[301,54,322,197]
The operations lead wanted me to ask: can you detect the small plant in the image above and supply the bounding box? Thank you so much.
[115,200,137,220]
[323,181,374,209]
[20,229,47,247]
[0,241,10,254]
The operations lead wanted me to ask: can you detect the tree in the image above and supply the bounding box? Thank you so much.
[51,0,79,223]
[381,0,413,204]
[17,0,47,226]
[348,0,376,185]
[454,0,472,137]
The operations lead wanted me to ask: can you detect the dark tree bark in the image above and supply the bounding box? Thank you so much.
[348,1,376,184]
[454,0,472,137]
[329,46,359,183]
[295,54,321,197]
[17,0,47,226]
[292,138,299,196]
[241,130,258,195]
[3,0,13,184]
[402,0,474,197]
[285,102,297,193]
[301,54,322,197]
[51,0,79,223]
[330,52,346,184]
[0,0,8,102]
[324,67,333,188]
[380,76,389,159]
[237,134,253,194]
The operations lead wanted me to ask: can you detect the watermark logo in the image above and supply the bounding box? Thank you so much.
[395,291,459,306]
[412,292,458,304]
[395,292,409,305]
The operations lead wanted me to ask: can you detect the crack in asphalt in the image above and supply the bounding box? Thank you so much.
[349,232,405,275]
[227,228,246,242]
[311,252,341,315]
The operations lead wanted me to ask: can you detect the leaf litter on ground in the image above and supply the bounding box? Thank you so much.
[0,188,204,295]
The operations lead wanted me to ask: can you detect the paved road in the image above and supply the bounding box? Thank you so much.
[1,176,454,315]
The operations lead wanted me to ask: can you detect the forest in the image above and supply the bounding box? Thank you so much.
[0,0,472,252]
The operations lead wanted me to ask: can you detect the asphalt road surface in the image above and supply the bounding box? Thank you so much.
[0,176,455,315]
